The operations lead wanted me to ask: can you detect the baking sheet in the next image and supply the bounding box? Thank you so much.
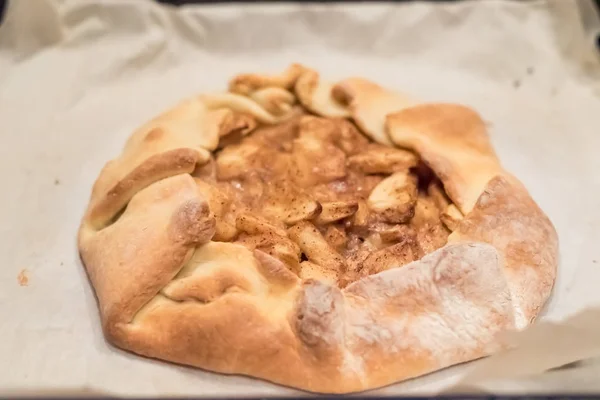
[1,0,600,396]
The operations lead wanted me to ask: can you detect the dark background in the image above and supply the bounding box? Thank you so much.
[156,0,462,3]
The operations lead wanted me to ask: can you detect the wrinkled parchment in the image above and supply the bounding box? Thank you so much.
[0,0,599,396]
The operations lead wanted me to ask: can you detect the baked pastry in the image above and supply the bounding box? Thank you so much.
[78,64,558,393]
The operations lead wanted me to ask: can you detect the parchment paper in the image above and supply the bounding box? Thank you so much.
[1,0,599,396]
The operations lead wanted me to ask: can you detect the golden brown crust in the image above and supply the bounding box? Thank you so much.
[78,64,558,393]
[386,104,502,213]
[449,175,558,328]
[230,64,305,96]
[332,78,415,146]
[102,242,514,394]
[79,174,215,326]
[87,148,202,229]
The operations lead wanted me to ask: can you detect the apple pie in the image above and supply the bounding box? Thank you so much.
[78,64,558,393]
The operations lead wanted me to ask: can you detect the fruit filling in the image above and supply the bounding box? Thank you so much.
[193,114,461,287]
